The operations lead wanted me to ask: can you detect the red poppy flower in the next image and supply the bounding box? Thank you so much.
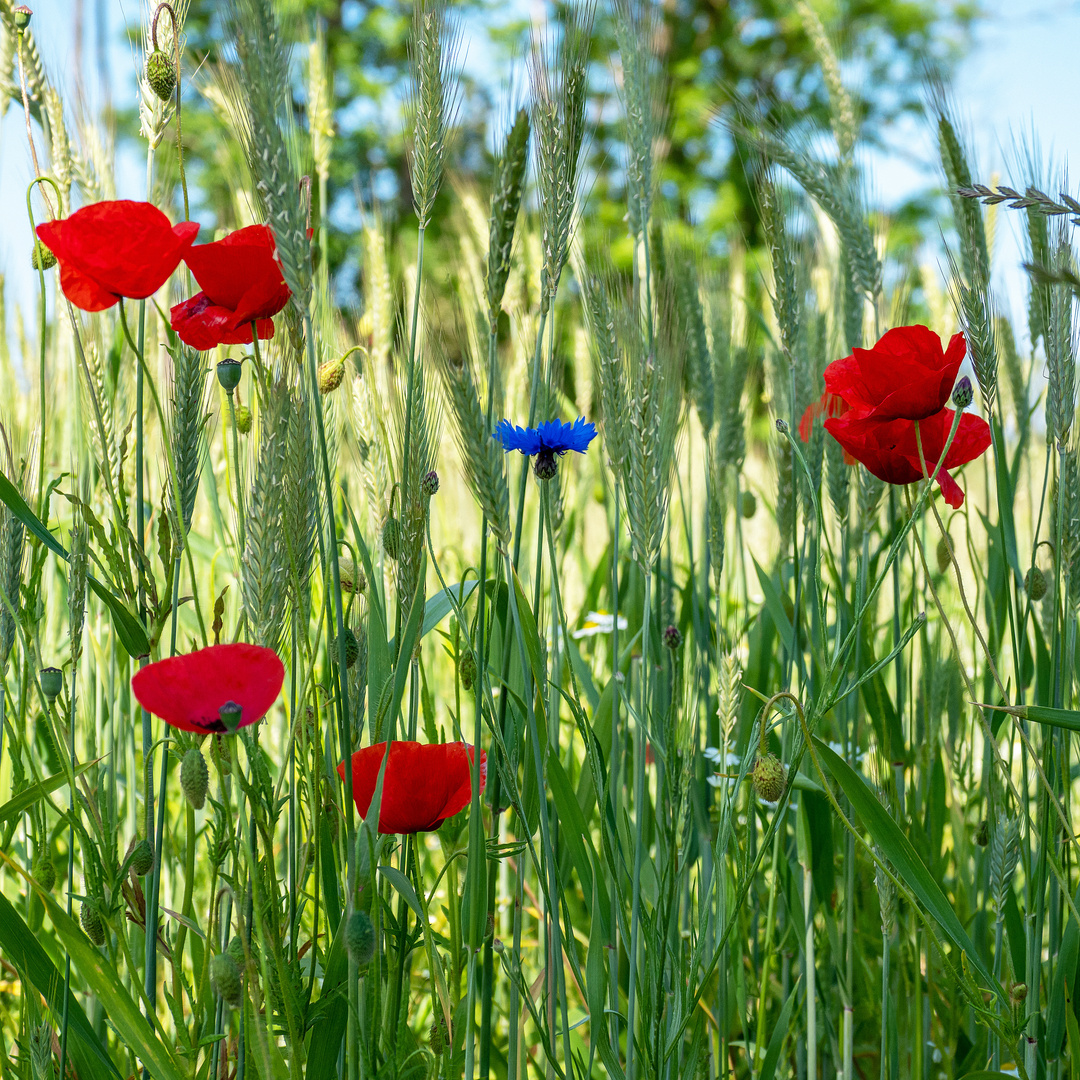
[170,225,292,350]
[36,200,199,312]
[823,325,966,422]
[336,741,487,834]
[824,408,991,509]
[131,643,285,734]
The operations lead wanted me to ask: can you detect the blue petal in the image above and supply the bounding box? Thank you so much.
[535,416,597,454]
[493,419,542,455]
[566,416,598,453]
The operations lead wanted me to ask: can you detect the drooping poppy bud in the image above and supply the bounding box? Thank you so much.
[32,853,56,891]
[129,838,155,876]
[235,404,252,435]
[318,356,346,395]
[421,470,440,497]
[752,753,786,803]
[145,49,176,101]
[31,240,56,271]
[210,954,244,1008]
[81,899,107,946]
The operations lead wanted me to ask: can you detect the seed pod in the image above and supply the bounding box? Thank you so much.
[145,49,176,102]
[235,404,252,435]
[210,954,244,1008]
[1025,566,1047,602]
[345,910,375,965]
[752,753,786,803]
[130,839,154,876]
[32,853,56,891]
[382,517,401,560]
[40,666,63,705]
[13,5,32,30]
[217,359,243,392]
[429,1012,450,1055]
[741,491,757,519]
[80,900,106,946]
[181,747,210,809]
[31,241,56,271]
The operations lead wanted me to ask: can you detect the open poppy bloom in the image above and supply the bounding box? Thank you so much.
[131,643,285,734]
[337,741,487,834]
[170,225,292,350]
[36,200,199,312]
[825,407,992,509]
[823,325,967,422]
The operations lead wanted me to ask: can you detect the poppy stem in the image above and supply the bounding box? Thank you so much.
[227,388,246,556]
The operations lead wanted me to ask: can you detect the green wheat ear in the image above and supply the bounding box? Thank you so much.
[486,107,530,326]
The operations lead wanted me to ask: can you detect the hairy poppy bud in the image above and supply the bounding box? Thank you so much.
[338,556,366,595]
[1025,567,1047,602]
[663,625,682,651]
[32,240,56,271]
[318,357,346,395]
[333,628,359,669]
[775,418,789,436]
[226,936,246,967]
[1010,982,1027,1006]
[459,651,477,691]
[40,666,63,705]
[181,747,209,809]
[382,516,401,560]
[32,853,56,891]
[80,899,106,946]
[533,449,558,481]
[234,404,252,435]
[130,838,155,876]
[13,5,31,29]
[421,470,440,497]
[936,535,952,574]
[752,753,785,803]
[216,358,243,393]
[211,954,244,1008]
[741,491,757,519]
[952,376,973,410]
[345,910,375,965]
[145,49,176,102]
[211,733,232,775]
[429,1013,450,1055]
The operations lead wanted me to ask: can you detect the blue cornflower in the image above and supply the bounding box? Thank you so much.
[494,416,597,480]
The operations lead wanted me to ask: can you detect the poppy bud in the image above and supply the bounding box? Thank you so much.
[345,910,375,965]
[32,853,56,891]
[226,936,246,967]
[421,470,440,497]
[318,356,346,395]
[31,240,56,271]
[130,838,155,876]
[458,651,477,691]
[332,628,360,669]
[429,1013,450,1055]
[216,359,243,393]
[338,556,366,595]
[533,449,558,481]
[952,376,973,410]
[974,819,989,847]
[40,666,63,705]
[1010,982,1028,1006]
[211,733,232,775]
[1025,567,1047,602]
[775,418,789,436]
[210,954,244,1008]
[80,899,106,946]
[235,404,252,435]
[181,747,209,809]
[663,625,682,651]
[382,516,401,560]
[741,491,757,519]
[13,5,31,29]
[935,535,952,574]
[145,49,176,102]
[751,753,785,803]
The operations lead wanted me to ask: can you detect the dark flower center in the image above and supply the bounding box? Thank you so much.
[533,448,558,481]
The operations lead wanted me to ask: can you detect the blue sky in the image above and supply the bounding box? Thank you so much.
[1,0,1079,344]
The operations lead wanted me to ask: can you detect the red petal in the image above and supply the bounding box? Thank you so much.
[935,468,965,509]
[40,202,197,309]
[131,643,284,733]
[337,741,487,834]
[184,224,290,319]
[823,325,965,422]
